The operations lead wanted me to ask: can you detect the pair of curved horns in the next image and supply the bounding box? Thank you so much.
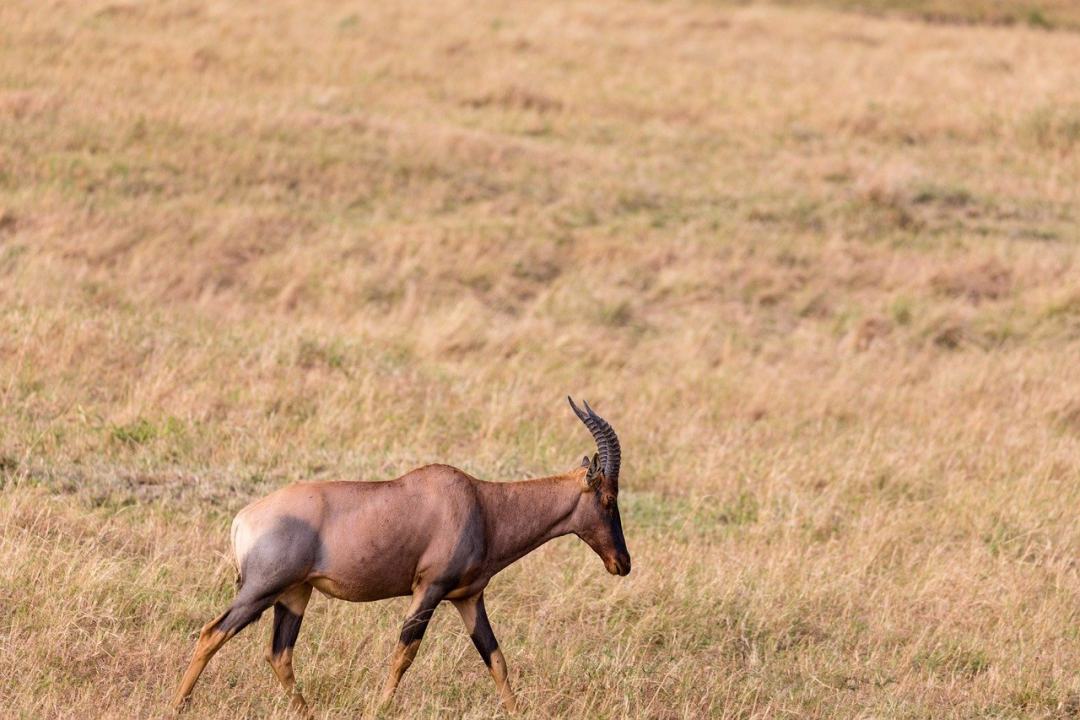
[568,396,621,488]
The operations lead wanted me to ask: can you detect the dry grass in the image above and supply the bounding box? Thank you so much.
[770,0,1080,29]
[2,0,1080,718]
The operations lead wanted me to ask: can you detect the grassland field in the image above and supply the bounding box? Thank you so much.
[2,0,1080,718]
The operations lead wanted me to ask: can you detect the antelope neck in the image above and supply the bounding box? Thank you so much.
[477,473,583,573]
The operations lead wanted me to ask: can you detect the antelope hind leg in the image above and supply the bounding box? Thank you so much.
[266,583,314,717]
[172,592,277,712]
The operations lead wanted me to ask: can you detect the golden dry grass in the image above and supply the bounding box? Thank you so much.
[2,0,1080,718]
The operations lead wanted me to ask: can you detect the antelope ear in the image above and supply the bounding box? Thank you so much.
[582,453,602,491]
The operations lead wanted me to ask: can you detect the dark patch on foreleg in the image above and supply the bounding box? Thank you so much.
[379,586,447,706]
[451,593,518,712]
[469,617,499,667]
[398,606,436,647]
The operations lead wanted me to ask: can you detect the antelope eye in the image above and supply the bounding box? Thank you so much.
[601,494,616,509]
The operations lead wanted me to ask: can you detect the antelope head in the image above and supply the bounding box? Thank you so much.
[568,397,631,576]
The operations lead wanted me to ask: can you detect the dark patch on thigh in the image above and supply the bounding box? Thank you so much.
[215,516,322,638]
[216,596,275,635]
[239,515,322,594]
[271,603,304,657]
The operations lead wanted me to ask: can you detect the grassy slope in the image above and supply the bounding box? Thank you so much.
[2,0,1080,718]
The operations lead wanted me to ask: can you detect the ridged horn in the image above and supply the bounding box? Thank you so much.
[567,396,621,489]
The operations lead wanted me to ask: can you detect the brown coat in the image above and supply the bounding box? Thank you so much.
[173,399,628,716]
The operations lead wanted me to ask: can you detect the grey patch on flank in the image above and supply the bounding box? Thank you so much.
[216,516,322,635]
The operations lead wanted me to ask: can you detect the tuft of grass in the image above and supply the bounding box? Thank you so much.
[914,644,991,679]
[109,419,160,446]
[1022,105,1080,150]
[1026,9,1054,29]
[717,490,760,526]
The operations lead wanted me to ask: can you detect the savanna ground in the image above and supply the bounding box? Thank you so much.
[2,0,1080,717]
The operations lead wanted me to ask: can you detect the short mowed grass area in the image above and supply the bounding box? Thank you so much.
[2,0,1079,718]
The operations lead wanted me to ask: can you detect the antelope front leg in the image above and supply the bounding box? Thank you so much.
[451,593,518,713]
[378,586,444,708]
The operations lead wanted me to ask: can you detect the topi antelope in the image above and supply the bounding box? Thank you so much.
[172,397,630,715]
